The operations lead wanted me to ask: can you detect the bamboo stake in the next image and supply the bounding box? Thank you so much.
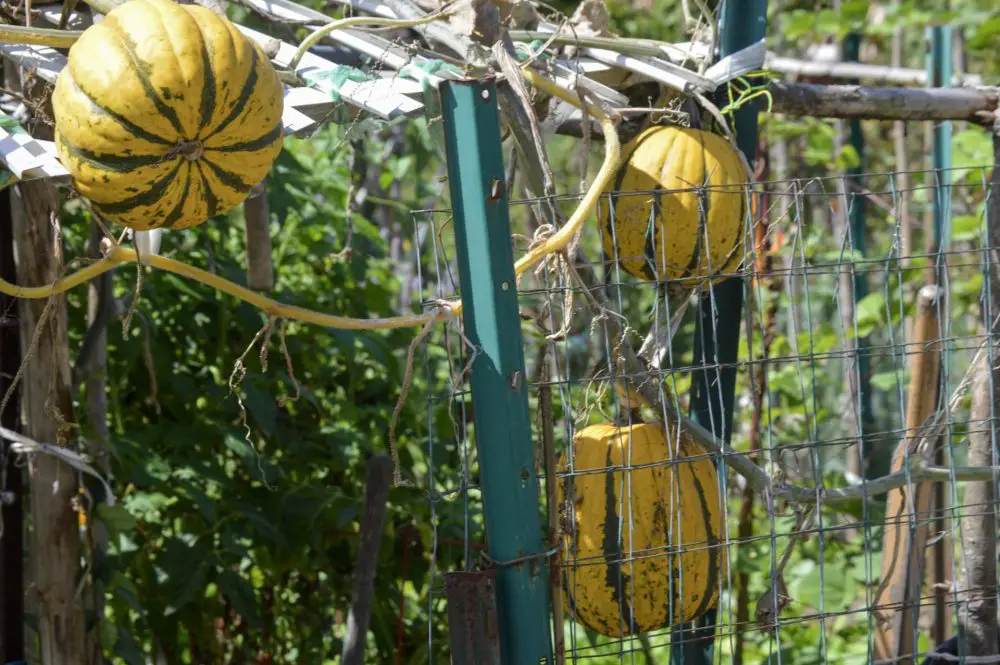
[873,284,944,665]
[341,455,393,665]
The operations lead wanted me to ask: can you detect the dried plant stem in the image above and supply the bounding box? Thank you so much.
[387,318,437,487]
[537,343,564,665]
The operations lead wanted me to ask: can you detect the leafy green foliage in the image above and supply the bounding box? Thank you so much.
[38,2,999,664]
[56,117,476,663]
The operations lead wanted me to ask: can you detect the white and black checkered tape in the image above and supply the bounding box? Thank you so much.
[0,127,69,181]
[0,29,430,182]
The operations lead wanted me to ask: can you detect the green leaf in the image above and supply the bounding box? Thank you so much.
[237,504,291,550]
[815,9,839,36]
[870,371,904,392]
[837,144,861,171]
[854,292,886,337]
[970,16,1000,48]
[952,128,993,182]
[179,480,217,524]
[760,650,824,665]
[951,214,983,242]
[95,503,137,535]
[99,620,118,651]
[110,571,145,616]
[218,570,262,628]
[124,491,172,522]
[115,627,146,665]
[165,561,207,616]
[792,556,853,610]
[158,273,205,301]
[244,383,278,437]
[0,112,28,135]
[769,365,803,399]
[224,434,255,465]
[220,528,251,558]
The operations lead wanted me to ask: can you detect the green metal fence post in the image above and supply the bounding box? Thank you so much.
[928,25,953,283]
[440,77,553,665]
[926,23,954,652]
[670,1,767,664]
[843,32,874,462]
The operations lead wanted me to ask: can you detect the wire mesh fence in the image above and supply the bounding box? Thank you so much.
[404,162,998,665]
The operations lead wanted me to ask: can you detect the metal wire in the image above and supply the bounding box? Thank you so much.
[405,164,1000,665]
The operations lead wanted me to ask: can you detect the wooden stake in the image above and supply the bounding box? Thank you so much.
[873,283,944,665]
[243,182,275,292]
[0,128,23,665]
[341,455,393,665]
[11,182,88,665]
[2,57,88,665]
[955,131,1000,659]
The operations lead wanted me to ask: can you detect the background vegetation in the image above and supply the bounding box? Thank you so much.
[17,0,1000,663]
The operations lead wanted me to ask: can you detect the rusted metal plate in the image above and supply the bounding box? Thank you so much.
[445,570,502,665]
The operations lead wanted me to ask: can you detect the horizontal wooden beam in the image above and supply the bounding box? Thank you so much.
[769,80,998,123]
[554,81,1000,142]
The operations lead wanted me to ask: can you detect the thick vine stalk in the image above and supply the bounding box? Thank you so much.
[0,24,82,47]
[0,68,621,331]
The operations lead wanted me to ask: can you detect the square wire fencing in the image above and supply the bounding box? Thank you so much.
[402,162,1000,665]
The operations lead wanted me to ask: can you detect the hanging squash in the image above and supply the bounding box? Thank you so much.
[556,421,726,637]
[598,125,748,287]
[52,0,284,232]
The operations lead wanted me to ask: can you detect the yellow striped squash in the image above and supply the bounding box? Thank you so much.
[599,125,747,287]
[557,421,726,637]
[52,0,284,231]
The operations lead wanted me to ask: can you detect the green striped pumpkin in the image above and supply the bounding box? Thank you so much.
[598,125,746,287]
[52,0,284,231]
[557,421,726,637]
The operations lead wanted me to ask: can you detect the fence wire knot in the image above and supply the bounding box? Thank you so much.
[477,545,562,572]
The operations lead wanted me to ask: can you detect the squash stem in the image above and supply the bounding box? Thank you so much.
[510,68,622,281]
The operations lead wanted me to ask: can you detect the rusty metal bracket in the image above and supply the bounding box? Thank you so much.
[445,570,502,665]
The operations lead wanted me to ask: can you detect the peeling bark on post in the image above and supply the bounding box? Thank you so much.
[957,132,1000,659]
[6,54,86,665]
[11,176,87,665]
[0,159,24,665]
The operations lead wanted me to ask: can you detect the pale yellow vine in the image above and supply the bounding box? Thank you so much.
[0,70,619,333]
[0,24,82,47]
